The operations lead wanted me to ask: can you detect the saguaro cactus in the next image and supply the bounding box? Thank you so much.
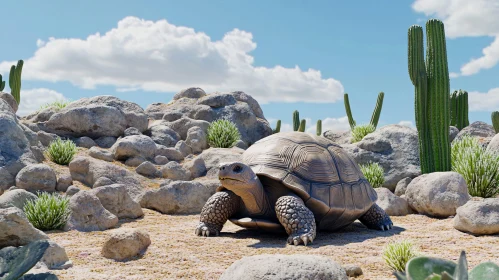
[9,60,24,105]
[408,19,451,174]
[273,120,281,134]
[0,74,5,91]
[298,119,306,132]
[292,110,300,131]
[492,111,499,133]
[316,120,322,136]
[450,89,469,130]
[344,93,356,130]
[370,92,384,128]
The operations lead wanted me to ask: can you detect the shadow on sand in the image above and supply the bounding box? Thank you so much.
[220,222,406,249]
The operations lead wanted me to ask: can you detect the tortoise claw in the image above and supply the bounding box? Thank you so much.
[195,222,220,237]
[287,232,315,246]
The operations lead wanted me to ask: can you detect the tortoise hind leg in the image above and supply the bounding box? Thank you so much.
[359,203,393,231]
[275,195,316,246]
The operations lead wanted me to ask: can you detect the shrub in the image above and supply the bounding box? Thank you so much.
[359,162,385,188]
[23,192,71,231]
[451,134,499,198]
[45,138,78,165]
[383,240,419,272]
[207,119,241,148]
[351,124,376,143]
[40,99,71,110]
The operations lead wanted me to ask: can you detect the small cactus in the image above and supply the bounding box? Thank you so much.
[273,120,281,134]
[344,93,356,130]
[492,111,499,133]
[9,59,24,105]
[0,74,5,91]
[293,110,300,131]
[298,119,306,132]
[316,120,322,136]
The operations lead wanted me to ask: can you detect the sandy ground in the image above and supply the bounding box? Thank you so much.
[46,210,499,280]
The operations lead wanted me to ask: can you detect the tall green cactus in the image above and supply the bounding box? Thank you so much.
[9,60,24,105]
[492,111,499,133]
[408,19,451,174]
[370,92,384,128]
[273,120,281,134]
[298,119,306,132]
[450,90,469,130]
[316,120,322,136]
[344,93,356,130]
[0,74,5,91]
[292,110,300,131]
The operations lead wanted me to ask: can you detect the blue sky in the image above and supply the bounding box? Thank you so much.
[1,0,499,133]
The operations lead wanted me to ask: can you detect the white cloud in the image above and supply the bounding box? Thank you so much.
[16,88,68,116]
[468,88,499,111]
[398,120,416,129]
[412,0,499,76]
[0,17,344,104]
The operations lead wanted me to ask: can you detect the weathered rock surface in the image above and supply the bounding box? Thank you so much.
[156,145,184,161]
[124,127,142,137]
[154,155,169,165]
[0,189,37,210]
[69,156,144,201]
[0,100,41,191]
[340,125,420,191]
[0,207,49,247]
[405,172,470,218]
[0,92,18,113]
[111,135,157,160]
[449,126,459,142]
[36,131,59,146]
[64,191,118,231]
[175,140,192,157]
[183,156,207,179]
[135,161,160,177]
[160,162,191,181]
[323,130,352,144]
[95,136,117,148]
[146,124,180,147]
[15,164,57,192]
[56,173,73,192]
[39,240,72,269]
[486,133,499,154]
[455,121,496,142]
[453,198,499,235]
[124,156,146,167]
[145,90,272,145]
[375,188,413,216]
[90,184,143,219]
[185,126,208,154]
[88,147,114,162]
[219,254,348,280]
[139,180,217,214]
[65,186,80,197]
[74,136,96,148]
[394,177,412,197]
[101,228,151,261]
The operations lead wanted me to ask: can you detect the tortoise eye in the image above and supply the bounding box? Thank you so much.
[233,165,242,173]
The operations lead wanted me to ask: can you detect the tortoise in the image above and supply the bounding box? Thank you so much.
[195,131,393,246]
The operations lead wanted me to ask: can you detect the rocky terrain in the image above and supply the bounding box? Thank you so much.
[1,88,498,279]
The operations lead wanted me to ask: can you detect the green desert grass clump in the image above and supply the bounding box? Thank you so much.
[23,192,71,231]
[451,134,499,198]
[359,162,385,188]
[45,138,78,165]
[351,124,376,143]
[39,99,71,110]
[207,119,241,148]
[383,240,420,272]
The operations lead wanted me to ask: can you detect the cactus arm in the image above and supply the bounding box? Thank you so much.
[450,90,457,127]
[462,90,469,127]
[9,60,23,105]
[425,19,451,172]
[0,74,5,91]
[370,91,384,129]
[409,24,433,174]
[344,93,356,130]
[292,110,300,131]
[492,111,499,133]
[298,119,306,132]
[316,119,322,136]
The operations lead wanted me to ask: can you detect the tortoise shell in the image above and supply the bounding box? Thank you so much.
[243,131,378,230]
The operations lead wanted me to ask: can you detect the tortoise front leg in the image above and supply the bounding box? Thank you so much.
[275,195,316,246]
[195,190,240,237]
[359,203,393,231]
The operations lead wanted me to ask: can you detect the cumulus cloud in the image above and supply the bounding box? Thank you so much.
[468,88,499,111]
[0,17,344,104]
[16,88,68,116]
[412,0,499,76]
[398,120,416,129]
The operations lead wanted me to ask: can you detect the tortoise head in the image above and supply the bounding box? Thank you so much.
[218,162,259,191]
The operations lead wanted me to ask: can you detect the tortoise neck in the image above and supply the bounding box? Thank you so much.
[233,177,269,215]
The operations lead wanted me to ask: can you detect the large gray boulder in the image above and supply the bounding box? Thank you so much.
[139,180,217,214]
[0,100,41,191]
[323,130,352,144]
[0,189,37,210]
[146,125,180,147]
[220,254,348,280]
[0,92,18,113]
[68,156,144,201]
[454,121,496,148]
[145,90,272,145]
[405,172,470,218]
[340,125,420,191]
[453,198,499,235]
[375,188,414,216]
[101,228,151,261]
[38,240,72,269]
[38,96,148,138]
[110,135,157,160]
[90,184,143,219]
[15,164,57,192]
[0,207,49,248]
[64,191,118,231]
